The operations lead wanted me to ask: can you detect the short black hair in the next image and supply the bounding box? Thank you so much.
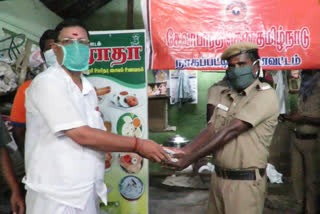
[54,18,89,41]
[39,29,56,52]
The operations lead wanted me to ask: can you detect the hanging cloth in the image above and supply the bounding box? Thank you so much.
[272,70,289,114]
[175,70,193,107]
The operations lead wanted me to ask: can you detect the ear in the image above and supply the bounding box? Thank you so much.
[51,43,59,55]
[252,60,260,78]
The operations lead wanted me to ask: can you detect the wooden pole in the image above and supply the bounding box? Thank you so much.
[127,0,134,29]
[17,39,32,85]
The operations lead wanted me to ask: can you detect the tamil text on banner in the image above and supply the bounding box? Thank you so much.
[87,30,149,214]
[145,0,320,70]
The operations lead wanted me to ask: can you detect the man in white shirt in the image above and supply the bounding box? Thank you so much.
[24,19,169,214]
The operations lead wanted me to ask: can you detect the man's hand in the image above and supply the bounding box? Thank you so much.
[10,189,24,214]
[136,139,171,163]
[160,147,191,171]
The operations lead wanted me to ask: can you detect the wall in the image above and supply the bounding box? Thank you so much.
[84,0,144,30]
[0,0,62,42]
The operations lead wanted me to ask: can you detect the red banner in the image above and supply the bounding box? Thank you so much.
[147,0,320,70]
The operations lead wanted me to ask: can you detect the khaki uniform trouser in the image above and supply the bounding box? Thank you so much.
[291,133,318,214]
[207,171,266,214]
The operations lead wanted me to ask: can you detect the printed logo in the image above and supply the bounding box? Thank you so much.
[225,1,247,21]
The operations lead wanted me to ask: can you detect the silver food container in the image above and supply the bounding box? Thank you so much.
[165,135,190,148]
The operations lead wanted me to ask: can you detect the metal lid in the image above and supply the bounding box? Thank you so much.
[165,134,189,148]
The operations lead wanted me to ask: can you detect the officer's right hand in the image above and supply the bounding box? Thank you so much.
[136,139,170,163]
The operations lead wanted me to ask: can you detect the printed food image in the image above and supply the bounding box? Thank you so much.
[120,91,128,96]
[103,121,112,133]
[105,152,113,172]
[95,86,111,96]
[118,153,143,174]
[117,113,142,137]
[119,176,144,201]
[126,96,138,107]
[95,86,111,103]
[111,91,139,108]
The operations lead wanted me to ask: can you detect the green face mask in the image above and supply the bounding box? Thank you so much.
[60,41,90,72]
[227,66,255,91]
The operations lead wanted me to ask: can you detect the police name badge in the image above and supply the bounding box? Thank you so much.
[217,104,229,112]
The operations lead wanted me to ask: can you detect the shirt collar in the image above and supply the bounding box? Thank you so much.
[242,79,260,96]
[81,75,94,95]
[55,64,94,95]
[220,79,260,97]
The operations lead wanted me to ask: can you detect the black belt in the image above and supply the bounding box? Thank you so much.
[294,131,318,140]
[215,166,265,180]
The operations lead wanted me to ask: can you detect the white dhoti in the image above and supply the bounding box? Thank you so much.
[26,188,99,214]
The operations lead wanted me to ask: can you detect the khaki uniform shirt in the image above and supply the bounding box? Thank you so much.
[207,79,279,169]
[295,77,320,134]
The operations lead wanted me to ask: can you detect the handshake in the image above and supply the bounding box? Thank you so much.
[134,138,190,171]
[159,147,190,171]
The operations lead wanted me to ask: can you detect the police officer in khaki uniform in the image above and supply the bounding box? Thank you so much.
[283,70,320,214]
[164,42,279,214]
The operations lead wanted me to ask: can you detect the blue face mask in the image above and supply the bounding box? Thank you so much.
[60,41,90,72]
